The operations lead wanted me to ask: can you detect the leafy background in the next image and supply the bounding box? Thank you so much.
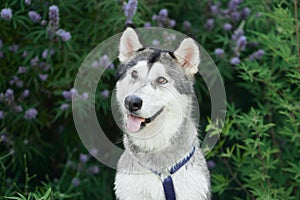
[0,0,299,199]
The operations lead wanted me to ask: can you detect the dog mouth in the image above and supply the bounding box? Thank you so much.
[126,108,164,133]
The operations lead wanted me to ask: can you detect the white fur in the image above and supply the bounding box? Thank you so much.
[119,28,143,63]
[115,28,210,200]
[115,149,210,200]
[116,61,190,151]
[174,38,200,75]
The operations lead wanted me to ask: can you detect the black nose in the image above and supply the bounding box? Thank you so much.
[124,95,143,112]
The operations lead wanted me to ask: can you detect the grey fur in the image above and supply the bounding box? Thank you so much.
[115,43,211,200]
[116,47,194,94]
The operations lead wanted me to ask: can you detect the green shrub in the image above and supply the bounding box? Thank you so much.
[0,0,299,199]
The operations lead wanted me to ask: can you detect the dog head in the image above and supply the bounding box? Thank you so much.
[116,28,200,150]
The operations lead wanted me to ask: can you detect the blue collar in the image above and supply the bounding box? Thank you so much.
[140,146,196,200]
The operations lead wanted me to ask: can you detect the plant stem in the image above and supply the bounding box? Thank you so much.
[294,0,300,70]
[222,158,255,200]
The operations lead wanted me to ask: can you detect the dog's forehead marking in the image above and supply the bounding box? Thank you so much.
[117,47,194,95]
[147,51,161,70]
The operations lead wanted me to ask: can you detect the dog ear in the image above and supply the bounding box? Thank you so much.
[174,38,200,76]
[119,27,143,63]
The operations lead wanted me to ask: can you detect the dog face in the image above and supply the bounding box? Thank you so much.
[116,28,200,148]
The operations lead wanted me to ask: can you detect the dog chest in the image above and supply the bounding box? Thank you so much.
[115,163,210,200]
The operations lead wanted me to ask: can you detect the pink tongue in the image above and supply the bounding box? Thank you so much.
[126,115,145,132]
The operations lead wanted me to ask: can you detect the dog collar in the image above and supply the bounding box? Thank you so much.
[139,146,196,200]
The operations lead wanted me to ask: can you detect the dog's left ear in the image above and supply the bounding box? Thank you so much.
[119,27,143,63]
[174,38,200,76]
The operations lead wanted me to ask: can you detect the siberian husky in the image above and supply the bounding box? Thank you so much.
[114,27,211,200]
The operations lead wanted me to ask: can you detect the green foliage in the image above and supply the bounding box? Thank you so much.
[208,1,300,199]
[0,0,299,199]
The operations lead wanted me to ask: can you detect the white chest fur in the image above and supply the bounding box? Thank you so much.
[114,152,210,200]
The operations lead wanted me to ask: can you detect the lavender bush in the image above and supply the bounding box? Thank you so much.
[1,0,299,199]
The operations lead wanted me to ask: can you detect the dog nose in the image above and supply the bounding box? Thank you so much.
[124,95,143,112]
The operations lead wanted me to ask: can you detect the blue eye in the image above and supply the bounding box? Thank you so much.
[156,77,168,84]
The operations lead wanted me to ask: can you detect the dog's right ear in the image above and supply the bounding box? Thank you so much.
[119,28,143,63]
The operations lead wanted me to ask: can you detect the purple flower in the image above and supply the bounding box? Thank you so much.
[16,80,24,88]
[236,36,247,51]
[0,134,8,142]
[101,90,110,98]
[9,76,23,88]
[48,5,60,31]
[42,48,55,59]
[38,74,48,81]
[71,178,80,187]
[81,92,89,100]
[221,9,230,15]
[228,0,242,11]
[15,105,23,112]
[152,40,160,46]
[108,63,115,69]
[39,62,50,71]
[22,51,28,57]
[22,89,30,98]
[62,90,72,100]
[152,15,157,21]
[100,55,110,67]
[92,55,114,69]
[28,11,41,23]
[123,0,138,23]
[230,11,241,22]
[231,29,244,41]
[60,103,69,110]
[241,7,251,19]
[223,23,232,31]
[25,0,31,5]
[18,66,27,74]
[91,60,100,68]
[62,88,78,101]
[168,19,176,28]
[144,22,151,28]
[5,89,14,102]
[204,18,214,31]
[8,44,18,53]
[230,57,241,65]
[207,160,216,169]
[210,5,219,15]
[79,153,89,163]
[70,88,78,97]
[88,165,100,174]
[10,76,19,85]
[24,108,38,120]
[0,111,4,119]
[1,8,13,21]
[249,49,265,61]
[0,51,3,58]
[183,20,191,31]
[56,29,71,41]
[214,48,224,57]
[40,20,47,26]
[30,56,39,67]
[159,9,168,18]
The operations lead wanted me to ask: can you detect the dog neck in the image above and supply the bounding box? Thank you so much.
[123,117,199,171]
